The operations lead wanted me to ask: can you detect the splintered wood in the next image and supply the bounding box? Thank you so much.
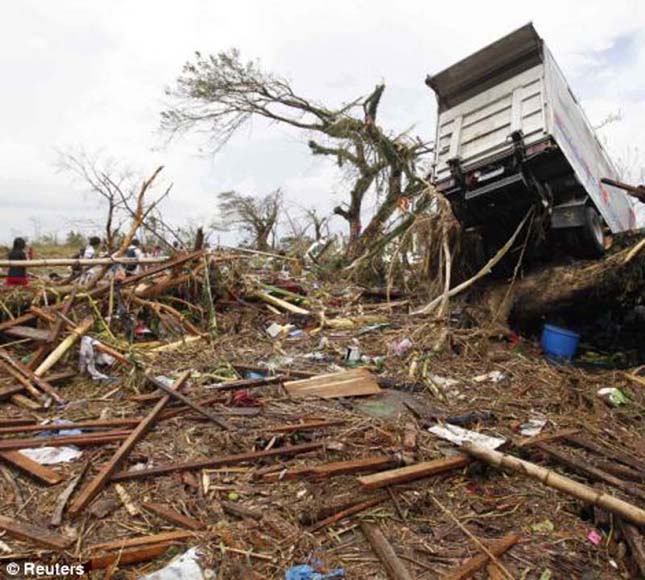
[284,368,382,399]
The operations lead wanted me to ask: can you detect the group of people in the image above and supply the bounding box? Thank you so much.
[4,236,146,287]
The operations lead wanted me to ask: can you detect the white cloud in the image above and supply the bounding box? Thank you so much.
[1,0,644,243]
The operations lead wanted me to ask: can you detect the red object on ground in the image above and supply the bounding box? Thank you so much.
[231,389,262,407]
[5,277,29,287]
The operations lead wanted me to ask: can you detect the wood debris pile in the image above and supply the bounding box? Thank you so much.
[0,244,644,579]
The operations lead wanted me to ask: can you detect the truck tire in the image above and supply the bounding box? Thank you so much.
[579,206,605,258]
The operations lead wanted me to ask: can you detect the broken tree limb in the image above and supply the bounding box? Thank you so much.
[563,433,645,476]
[111,441,324,481]
[443,533,521,580]
[68,370,190,517]
[412,208,533,315]
[146,375,231,430]
[0,514,74,550]
[360,522,415,580]
[34,316,94,378]
[462,442,645,526]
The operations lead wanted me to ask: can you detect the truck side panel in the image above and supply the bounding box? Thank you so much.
[544,48,636,233]
[434,64,547,183]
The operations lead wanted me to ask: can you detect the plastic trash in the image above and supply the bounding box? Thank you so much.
[520,417,547,437]
[472,371,506,383]
[597,387,629,406]
[541,324,580,361]
[393,338,413,357]
[587,529,602,545]
[140,547,204,580]
[428,423,506,450]
[20,446,82,465]
[79,336,116,381]
[344,345,361,363]
[285,564,345,580]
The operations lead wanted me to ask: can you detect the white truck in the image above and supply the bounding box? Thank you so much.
[427,23,637,257]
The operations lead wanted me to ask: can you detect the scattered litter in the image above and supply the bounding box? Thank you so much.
[140,548,204,580]
[472,371,506,383]
[392,337,413,357]
[597,387,629,406]
[285,564,345,580]
[428,423,506,450]
[344,345,361,363]
[587,529,603,546]
[520,417,547,437]
[79,336,116,381]
[531,519,555,533]
[20,446,83,465]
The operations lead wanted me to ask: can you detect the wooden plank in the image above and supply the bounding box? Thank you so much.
[264,455,401,482]
[285,368,382,399]
[88,530,194,552]
[361,522,414,580]
[0,430,131,451]
[142,502,204,530]
[0,313,37,332]
[564,433,645,475]
[264,419,345,433]
[0,418,141,435]
[87,543,171,571]
[0,417,36,428]
[309,496,387,532]
[147,375,231,430]
[111,441,324,482]
[221,501,263,520]
[68,371,190,517]
[516,428,579,448]
[536,443,645,502]
[0,348,64,402]
[443,533,520,580]
[34,316,94,378]
[3,326,51,341]
[0,514,74,550]
[358,454,471,490]
[0,384,26,400]
[0,450,64,485]
[619,519,645,578]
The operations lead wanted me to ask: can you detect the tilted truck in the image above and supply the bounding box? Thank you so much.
[426,23,637,257]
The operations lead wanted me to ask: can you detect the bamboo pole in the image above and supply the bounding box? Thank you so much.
[463,443,645,526]
[0,257,172,268]
[34,317,94,378]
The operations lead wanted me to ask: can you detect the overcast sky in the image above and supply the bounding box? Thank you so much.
[1,0,644,245]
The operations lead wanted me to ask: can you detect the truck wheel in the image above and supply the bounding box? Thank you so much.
[579,206,605,258]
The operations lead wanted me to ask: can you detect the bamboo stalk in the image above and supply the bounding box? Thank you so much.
[463,442,645,526]
[0,257,172,268]
[33,317,94,378]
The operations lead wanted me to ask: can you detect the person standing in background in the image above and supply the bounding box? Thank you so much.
[125,238,144,275]
[5,237,29,287]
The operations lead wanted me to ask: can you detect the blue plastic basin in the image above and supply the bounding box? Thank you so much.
[541,324,580,361]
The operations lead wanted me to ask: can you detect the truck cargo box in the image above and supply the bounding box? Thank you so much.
[427,23,636,255]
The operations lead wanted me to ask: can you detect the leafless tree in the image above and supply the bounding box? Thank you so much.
[162,49,431,259]
[56,150,136,250]
[214,189,282,251]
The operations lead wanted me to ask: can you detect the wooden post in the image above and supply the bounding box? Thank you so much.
[146,375,231,430]
[360,522,415,580]
[68,371,190,517]
[443,533,520,580]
